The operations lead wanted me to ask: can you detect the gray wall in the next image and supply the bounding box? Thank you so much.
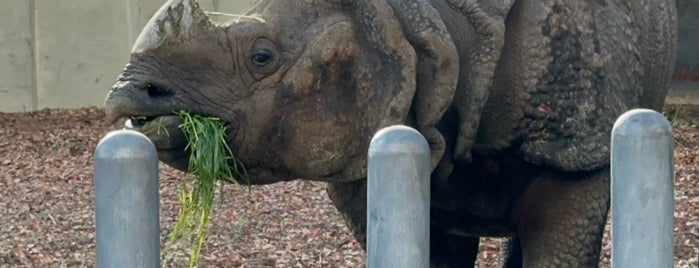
[0,0,251,112]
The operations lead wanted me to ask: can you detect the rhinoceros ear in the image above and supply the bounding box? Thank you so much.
[132,0,212,54]
[342,0,459,169]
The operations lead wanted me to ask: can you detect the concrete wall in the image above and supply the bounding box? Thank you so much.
[0,0,251,112]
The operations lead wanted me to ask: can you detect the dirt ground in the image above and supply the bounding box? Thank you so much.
[0,107,697,267]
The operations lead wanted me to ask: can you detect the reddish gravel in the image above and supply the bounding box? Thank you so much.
[0,107,697,267]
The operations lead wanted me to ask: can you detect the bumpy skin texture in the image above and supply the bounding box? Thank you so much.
[104,0,677,267]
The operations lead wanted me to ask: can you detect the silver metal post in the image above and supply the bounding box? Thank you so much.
[611,109,674,268]
[94,129,161,268]
[367,125,430,268]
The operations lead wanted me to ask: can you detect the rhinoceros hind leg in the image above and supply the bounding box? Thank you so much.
[515,168,610,267]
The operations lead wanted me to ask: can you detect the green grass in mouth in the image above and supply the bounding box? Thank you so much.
[166,110,248,268]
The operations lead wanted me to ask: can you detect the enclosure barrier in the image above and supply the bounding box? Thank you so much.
[94,129,161,268]
[611,109,675,268]
[90,113,673,267]
[367,125,431,268]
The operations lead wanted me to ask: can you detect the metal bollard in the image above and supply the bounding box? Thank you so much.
[367,125,430,268]
[611,109,674,268]
[94,129,160,268]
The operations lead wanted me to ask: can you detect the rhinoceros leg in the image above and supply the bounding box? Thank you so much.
[326,179,368,247]
[503,237,523,268]
[430,227,479,267]
[515,168,610,267]
[327,179,480,267]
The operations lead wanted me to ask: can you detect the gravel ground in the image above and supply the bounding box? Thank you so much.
[0,107,697,267]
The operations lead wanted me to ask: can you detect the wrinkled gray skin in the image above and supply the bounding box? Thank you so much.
[104,0,677,267]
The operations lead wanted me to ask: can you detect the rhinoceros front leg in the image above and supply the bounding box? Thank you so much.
[514,168,610,267]
[327,179,480,267]
[327,180,368,247]
[430,227,479,267]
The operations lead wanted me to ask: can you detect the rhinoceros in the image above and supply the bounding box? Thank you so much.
[104,0,677,266]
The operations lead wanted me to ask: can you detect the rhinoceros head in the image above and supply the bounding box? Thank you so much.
[105,0,458,184]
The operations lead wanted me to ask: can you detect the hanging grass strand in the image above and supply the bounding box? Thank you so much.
[167,111,248,268]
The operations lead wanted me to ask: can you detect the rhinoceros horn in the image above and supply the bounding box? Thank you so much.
[131,0,211,53]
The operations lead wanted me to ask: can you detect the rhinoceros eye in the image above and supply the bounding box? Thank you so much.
[247,40,280,78]
[251,49,273,67]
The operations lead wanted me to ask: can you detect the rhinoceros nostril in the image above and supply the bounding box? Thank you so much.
[146,83,174,98]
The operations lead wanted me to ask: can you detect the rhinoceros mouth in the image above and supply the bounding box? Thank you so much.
[122,114,189,151]
[118,112,299,184]
[126,116,160,127]
[124,114,175,130]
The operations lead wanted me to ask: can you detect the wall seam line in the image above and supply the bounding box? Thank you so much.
[29,0,38,111]
[126,0,133,48]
